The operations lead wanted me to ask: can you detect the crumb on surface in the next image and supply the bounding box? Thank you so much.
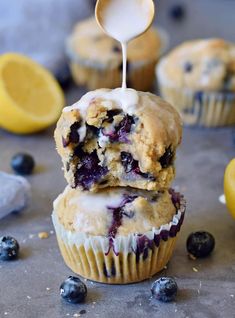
[188,253,197,260]
[193,267,198,272]
[38,232,49,239]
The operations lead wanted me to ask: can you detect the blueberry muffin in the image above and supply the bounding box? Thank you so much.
[157,38,235,127]
[66,17,167,91]
[54,88,182,192]
[52,186,185,284]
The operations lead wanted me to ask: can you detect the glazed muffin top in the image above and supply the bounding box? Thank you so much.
[55,88,182,192]
[67,17,162,68]
[157,38,235,92]
[53,186,179,237]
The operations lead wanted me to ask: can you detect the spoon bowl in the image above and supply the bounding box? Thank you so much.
[95,0,155,42]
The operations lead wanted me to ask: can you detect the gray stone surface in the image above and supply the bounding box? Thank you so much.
[1,1,235,317]
[0,85,235,317]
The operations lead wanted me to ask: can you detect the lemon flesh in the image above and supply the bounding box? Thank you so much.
[0,53,65,134]
[224,158,235,219]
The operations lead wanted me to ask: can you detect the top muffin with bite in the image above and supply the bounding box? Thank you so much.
[55,89,182,192]
[157,39,235,127]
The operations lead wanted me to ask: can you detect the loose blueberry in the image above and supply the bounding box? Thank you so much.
[60,276,87,304]
[187,231,215,258]
[11,153,35,175]
[54,63,72,89]
[0,236,20,261]
[151,277,178,302]
[169,4,185,21]
[159,147,174,169]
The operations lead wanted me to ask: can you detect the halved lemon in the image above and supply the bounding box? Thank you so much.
[0,53,65,134]
[224,158,235,219]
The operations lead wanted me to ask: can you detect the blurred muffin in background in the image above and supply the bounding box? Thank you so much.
[66,17,168,91]
[157,38,235,127]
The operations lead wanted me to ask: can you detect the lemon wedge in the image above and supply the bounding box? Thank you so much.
[0,53,65,134]
[224,158,235,219]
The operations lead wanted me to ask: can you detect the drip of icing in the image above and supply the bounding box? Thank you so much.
[121,42,127,89]
[63,0,154,139]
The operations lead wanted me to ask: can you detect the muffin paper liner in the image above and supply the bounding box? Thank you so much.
[157,81,235,127]
[52,190,186,284]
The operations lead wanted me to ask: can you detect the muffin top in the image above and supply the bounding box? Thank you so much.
[55,89,182,191]
[53,186,177,237]
[67,17,162,68]
[157,38,235,92]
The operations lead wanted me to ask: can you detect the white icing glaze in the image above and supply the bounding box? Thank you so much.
[98,131,110,147]
[121,42,127,89]
[64,88,139,116]
[69,188,125,214]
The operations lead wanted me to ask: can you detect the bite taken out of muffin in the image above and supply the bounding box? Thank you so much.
[54,89,182,192]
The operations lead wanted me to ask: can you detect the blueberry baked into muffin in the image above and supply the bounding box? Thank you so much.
[66,17,167,91]
[54,89,182,192]
[157,38,235,127]
[52,186,185,284]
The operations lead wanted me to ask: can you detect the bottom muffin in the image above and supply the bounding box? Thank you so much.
[52,187,186,284]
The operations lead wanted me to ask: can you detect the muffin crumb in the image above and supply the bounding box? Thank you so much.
[38,232,49,239]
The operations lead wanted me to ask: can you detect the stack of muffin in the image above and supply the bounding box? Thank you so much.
[52,88,186,284]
